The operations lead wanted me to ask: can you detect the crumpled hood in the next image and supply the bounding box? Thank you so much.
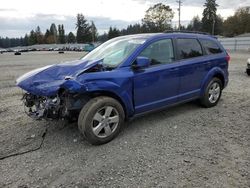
[16,59,102,96]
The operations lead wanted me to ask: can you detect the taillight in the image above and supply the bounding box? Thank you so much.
[226,53,230,63]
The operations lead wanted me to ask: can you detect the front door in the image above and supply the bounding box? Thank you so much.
[133,39,180,114]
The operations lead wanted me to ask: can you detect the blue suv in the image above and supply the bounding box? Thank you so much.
[16,32,229,145]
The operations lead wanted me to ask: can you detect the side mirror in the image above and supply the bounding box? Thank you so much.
[132,56,150,70]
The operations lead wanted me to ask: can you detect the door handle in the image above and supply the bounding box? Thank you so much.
[169,67,179,71]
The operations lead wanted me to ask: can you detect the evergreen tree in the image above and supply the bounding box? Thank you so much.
[67,32,76,43]
[108,27,120,39]
[0,37,3,48]
[28,30,37,45]
[35,26,44,44]
[49,23,57,43]
[76,14,92,43]
[120,23,145,35]
[58,24,66,44]
[98,32,108,42]
[201,0,218,34]
[215,15,223,35]
[3,37,11,47]
[187,16,202,31]
[0,36,29,48]
[44,29,53,44]
[24,34,29,46]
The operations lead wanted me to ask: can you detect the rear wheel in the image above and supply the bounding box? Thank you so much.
[200,78,222,108]
[78,96,125,145]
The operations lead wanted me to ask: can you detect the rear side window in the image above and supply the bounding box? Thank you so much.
[200,39,223,54]
[177,38,203,59]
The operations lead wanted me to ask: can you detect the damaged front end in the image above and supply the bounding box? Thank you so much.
[22,91,89,120]
[17,59,105,120]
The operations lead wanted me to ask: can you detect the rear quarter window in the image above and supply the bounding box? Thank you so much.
[200,39,223,55]
[176,38,203,60]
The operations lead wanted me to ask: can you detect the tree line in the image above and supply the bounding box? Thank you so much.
[0,24,76,48]
[103,1,250,40]
[0,14,97,48]
[1,0,250,48]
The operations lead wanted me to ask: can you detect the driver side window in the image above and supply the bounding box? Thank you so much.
[140,39,174,66]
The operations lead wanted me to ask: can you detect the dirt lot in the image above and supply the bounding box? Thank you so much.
[0,51,249,187]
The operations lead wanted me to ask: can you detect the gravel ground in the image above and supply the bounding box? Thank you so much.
[0,51,249,187]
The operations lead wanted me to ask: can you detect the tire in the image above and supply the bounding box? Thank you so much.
[78,96,125,145]
[246,68,250,76]
[200,78,222,108]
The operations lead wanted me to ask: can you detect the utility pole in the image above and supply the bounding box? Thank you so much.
[91,21,95,43]
[212,18,216,35]
[176,0,182,31]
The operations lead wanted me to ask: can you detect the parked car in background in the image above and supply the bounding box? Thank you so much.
[0,49,7,54]
[83,43,95,52]
[247,58,250,75]
[14,50,21,55]
[16,32,229,145]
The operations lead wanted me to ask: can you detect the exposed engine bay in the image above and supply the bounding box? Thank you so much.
[22,92,89,120]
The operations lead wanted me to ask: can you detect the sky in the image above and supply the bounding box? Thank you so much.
[0,0,249,38]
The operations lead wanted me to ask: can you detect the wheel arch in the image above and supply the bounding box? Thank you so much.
[90,91,126,116]
[200,68,226,96]
[60,79,134,119]
[213,73,225,88]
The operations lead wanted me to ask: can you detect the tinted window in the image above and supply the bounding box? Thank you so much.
[140,39,174,66]
[177,39,203,59]
[200,39,223,54]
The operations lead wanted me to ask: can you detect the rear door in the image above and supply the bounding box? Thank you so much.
[175,38,208,101]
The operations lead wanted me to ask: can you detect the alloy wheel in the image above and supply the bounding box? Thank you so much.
[92,106,119,138]
[208,82,221,103]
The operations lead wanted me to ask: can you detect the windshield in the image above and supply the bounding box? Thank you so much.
[81,37,146,68]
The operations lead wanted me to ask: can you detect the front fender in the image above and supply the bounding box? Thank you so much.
[200,67,227,96]
[28,79,85,96]
[82,80,134,117]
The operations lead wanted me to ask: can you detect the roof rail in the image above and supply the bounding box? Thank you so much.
[164,30,211,35]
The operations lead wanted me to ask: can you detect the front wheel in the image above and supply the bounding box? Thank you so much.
[78,96,125,145]
[200,78,222,108]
